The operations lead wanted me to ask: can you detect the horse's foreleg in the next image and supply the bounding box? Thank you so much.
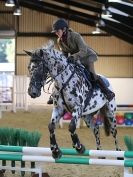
[69,116,85,154]
[48,107,63,159]
[48,122,62,159]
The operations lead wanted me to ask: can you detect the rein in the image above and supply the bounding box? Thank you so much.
[59,66,75,112]
[29,50,76,111]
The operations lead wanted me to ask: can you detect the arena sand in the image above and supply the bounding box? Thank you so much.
[0,105,132,177]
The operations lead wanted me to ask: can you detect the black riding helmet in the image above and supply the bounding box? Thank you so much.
[52,19,68,33]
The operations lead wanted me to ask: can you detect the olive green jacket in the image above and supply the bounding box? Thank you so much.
[57,29,98,63]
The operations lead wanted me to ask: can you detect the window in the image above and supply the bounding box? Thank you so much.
[0,38,15,103]
[0,38,15,72]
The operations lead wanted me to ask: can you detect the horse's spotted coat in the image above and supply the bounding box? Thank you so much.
[27,41,120,154]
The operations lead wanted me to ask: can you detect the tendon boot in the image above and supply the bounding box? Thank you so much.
[96,76,115,101]
[47,95,53,104]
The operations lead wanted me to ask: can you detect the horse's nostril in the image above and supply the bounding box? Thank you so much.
[33,93,36,96]
[31,93,37,98]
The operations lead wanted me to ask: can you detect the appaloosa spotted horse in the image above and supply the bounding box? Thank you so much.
[26,41,121,159]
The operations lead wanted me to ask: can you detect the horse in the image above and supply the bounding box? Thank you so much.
[26,41,121,159]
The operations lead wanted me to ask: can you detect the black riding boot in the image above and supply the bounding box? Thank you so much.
[96,76,115,101]
[47,95,53,104]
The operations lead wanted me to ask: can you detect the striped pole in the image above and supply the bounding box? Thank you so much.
[0,145,133,158]
[0,154,132,167]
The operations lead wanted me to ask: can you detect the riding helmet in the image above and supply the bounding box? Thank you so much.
[52,19,68,33]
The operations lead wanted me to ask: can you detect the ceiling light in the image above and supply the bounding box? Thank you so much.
[101,15,120,23]
[101,10,112,18]
[92,27,101,34]
[92,23,101,34]
[101,13,112,18]
[13,8,22,16]
[102,5,112,18]
[5,0,15,7]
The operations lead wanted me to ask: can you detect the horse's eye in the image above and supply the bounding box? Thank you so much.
[31,59,38,64]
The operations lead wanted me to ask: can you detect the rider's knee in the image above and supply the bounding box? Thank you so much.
[69,120,76,133]
[48,122,55,133]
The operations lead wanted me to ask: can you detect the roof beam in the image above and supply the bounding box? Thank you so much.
[1,0,128,44]
[109,2,133,16]
[20,0,98,25]
[17,32,110,37]
[102,18,133,36]
[101,26,133,44]
[52,0,102,14]
[100,20,133,44]
[111,12,133,29]
[93,0,133,16]
[20,2,96,26]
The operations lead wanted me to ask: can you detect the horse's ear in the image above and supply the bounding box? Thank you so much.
[24,50,32,56]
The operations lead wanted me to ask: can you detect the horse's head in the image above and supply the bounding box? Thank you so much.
[26,40,81,98]
[25,48,49,98]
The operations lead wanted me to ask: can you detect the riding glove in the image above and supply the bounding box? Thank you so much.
[67,56,76,64]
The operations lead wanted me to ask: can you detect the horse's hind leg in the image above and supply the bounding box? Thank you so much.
[105,102,121,151]
[48,107,63,159]
[109,116,121,151]
[93,124,102,150]
[83,114,102,150]
[109,115,123,160]
[69,111,85,154]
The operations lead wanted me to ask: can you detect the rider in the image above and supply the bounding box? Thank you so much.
[47,18,115,104]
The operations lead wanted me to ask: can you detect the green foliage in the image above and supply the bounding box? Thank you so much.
[124,136,133,151]
[27,131,42,147]
[0,127,42,176]
[0,127,42,146]
[0,127,10,145]
[0,39,15,63]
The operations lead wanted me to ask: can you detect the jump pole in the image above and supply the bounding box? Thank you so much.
[0,146,133,177]
[0,154,133,167]
[0,145,133,159]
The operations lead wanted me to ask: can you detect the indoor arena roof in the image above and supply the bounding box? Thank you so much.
[4,0,133,44]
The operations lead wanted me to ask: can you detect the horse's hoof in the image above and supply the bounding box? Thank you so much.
[117,157,124,160]
[76,144,86,154]
[98,156,106,159]
[52,148,62,159]
[116,149,123,160]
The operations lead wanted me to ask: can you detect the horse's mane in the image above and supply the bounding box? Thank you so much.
[41,40,67,61]
[42,40,55,50]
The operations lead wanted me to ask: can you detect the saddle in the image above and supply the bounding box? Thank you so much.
[75,64,110,89]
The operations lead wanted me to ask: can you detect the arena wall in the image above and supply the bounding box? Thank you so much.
[27,78,133,106]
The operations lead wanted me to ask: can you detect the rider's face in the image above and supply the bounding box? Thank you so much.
[55,29,64,38]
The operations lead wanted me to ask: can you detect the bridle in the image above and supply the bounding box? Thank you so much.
[28,49,82,111]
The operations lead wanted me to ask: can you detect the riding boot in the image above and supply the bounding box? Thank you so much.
[47,95,53,104]
[96,76,115,101]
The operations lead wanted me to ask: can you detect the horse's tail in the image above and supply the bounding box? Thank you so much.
[100,105,111,136]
